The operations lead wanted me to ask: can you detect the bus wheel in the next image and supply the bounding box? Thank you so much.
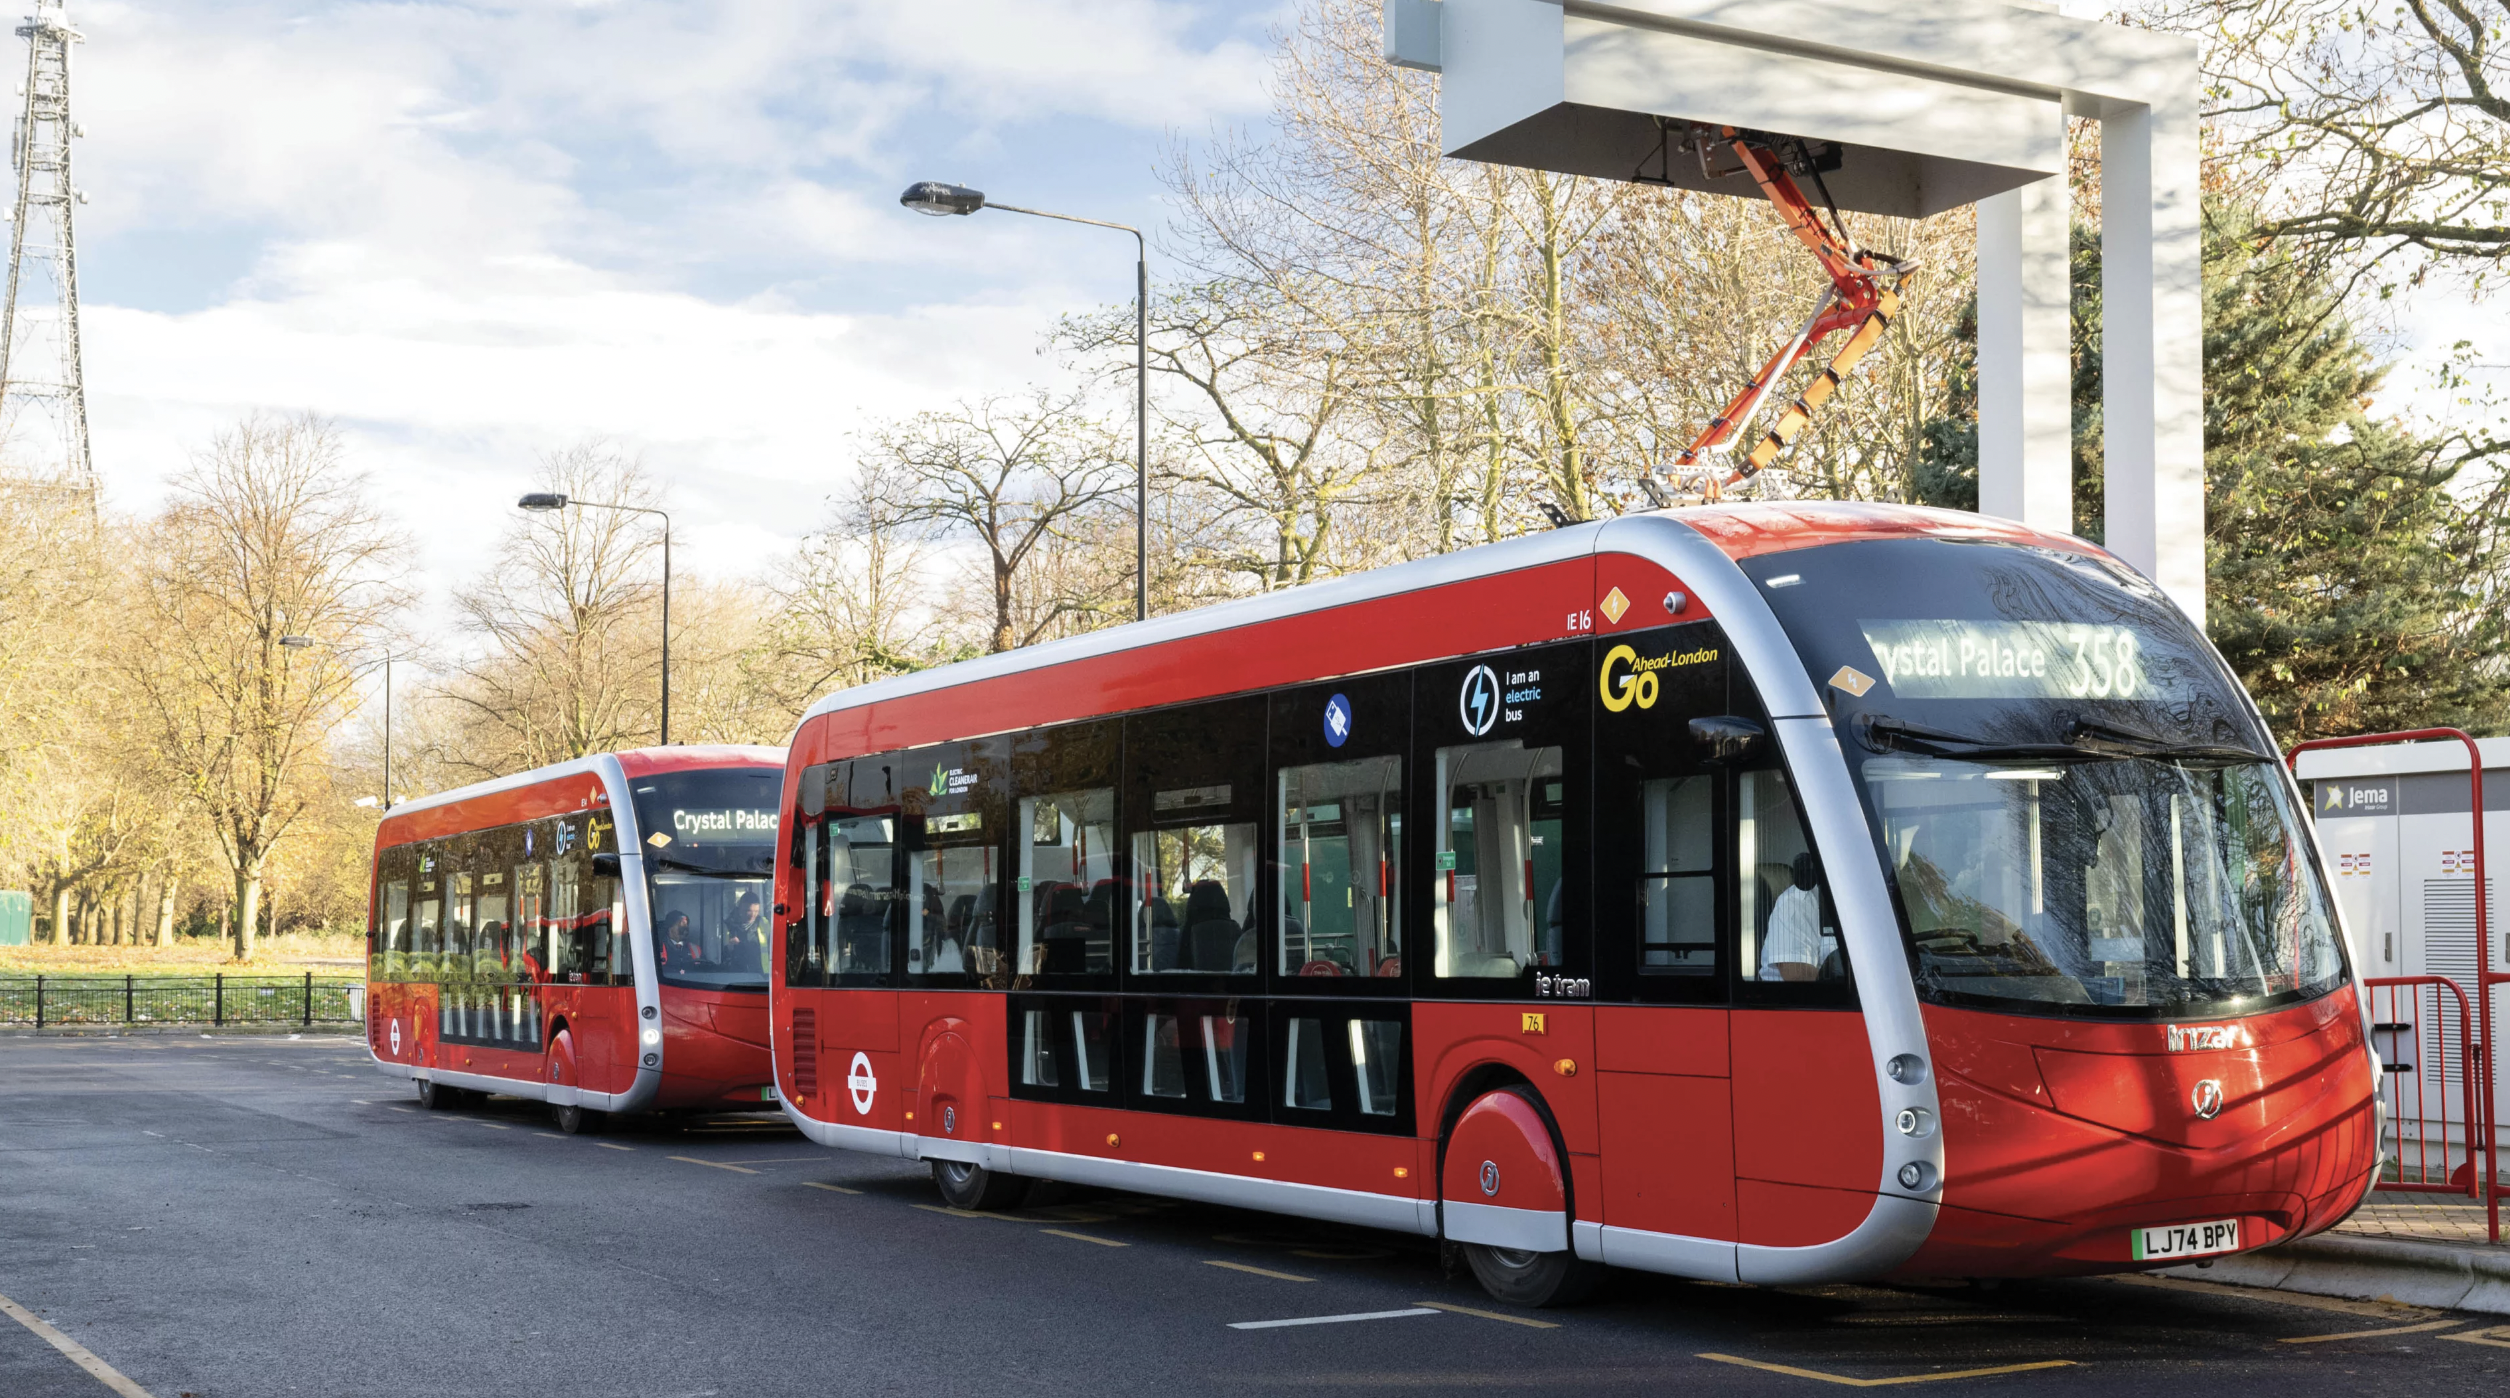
[416,1078,452,1111]
[551,1102,602,1136]
[1461,1243,1601,1308]
[930,1158,1027,1211]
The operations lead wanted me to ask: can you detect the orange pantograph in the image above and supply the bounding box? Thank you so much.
[1665,127,1908,498]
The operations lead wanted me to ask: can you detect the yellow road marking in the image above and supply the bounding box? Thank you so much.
[667,1155,759,1174]
[1205,1260,1315,1283]
[1698,1355,2077,1387]
[476,1122,511,1130]
[804,1182,862,1195]
[1042,1228,1127,1247]
[913,1204,1012,1221]
[596,1142,633,1151]
[1416,1301,1561,1329]
[2281,1319,2461,1344]
[2110,1273,2438,1321]
[532,1132,567,1139]
[387,1105,413,1113]
[2438,1326,2510,1349]
[0,1289,157,1398]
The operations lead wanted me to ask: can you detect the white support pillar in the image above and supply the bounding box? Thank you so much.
[2099,90,2207,626]
[1975,162,2072,537]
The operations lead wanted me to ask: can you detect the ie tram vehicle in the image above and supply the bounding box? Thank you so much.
[366,746,788,1133]
[768,502,2376,1305]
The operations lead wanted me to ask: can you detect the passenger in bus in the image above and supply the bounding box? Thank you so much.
[1762,852,1824,981]
[720,891,768,973]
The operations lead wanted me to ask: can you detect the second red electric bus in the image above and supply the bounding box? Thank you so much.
[366,746,787,1131]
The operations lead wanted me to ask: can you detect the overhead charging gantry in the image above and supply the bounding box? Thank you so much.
[1649,123,1910,502]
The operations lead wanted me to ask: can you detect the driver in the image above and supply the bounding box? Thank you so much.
[719,891,768,974]
[658,910,704,968]
[1762,852,1825,982]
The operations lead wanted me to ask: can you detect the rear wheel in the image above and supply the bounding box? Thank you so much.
[930,1158,1028,1211]
[1461,1243,1601,1308]
[551,1102,602,1135]
[416,1078,456,1111]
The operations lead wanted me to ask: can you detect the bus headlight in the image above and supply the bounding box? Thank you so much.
[1895,1108,1934,1137]
[1886,1054,1926,1085]
[1897,1161,1936,1192]
[641,1028,661,1047]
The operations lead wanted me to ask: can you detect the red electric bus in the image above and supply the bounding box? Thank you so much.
[367,746,787,1132]
[768,502,2378,1305]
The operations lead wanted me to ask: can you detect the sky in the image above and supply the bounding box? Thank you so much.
[45,0,2506,637]
[63,0,1282,622]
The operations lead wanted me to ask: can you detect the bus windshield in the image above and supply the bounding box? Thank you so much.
[1742,537,2346,1020]
[630,768,782,991]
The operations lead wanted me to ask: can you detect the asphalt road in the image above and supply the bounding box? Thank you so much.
[3,1033,2506,1398]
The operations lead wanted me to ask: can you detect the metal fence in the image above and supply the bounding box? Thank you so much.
[0,973,364,1029]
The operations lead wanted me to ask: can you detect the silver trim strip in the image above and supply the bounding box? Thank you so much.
[1001,1147,1437,1238]
[1597,1222,1741,1282]
[364,1057,644,1112]
[1444,1200,1568,1252]
[782,1104,918,1159]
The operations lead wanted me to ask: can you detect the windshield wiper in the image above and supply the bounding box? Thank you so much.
[2062,718,2270,764]
[1859,714,2270,765]
[1856,715,2086,760]
[649,854,771,879]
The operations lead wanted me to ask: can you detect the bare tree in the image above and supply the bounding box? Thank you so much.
[762,493,958,709]
[863,392,1131,652]
[442,441,667,774]
[2146,0,2510,285]
[123,414,409,960]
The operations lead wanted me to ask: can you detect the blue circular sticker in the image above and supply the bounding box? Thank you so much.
[1323,693,1353,748]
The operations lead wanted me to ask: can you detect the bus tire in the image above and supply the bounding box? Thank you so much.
[551,1102,601,1135]
[416,1078,453,1110]
[930,1158,1027,1211]
[1460,1242,1602,1308]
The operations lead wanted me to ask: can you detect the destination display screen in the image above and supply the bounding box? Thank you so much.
[1858,620,2151,700]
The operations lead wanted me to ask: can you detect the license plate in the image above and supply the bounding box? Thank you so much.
[2131,1218,2240,1261]
[759,1084,779,1102]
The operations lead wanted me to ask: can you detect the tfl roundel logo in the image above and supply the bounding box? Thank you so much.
[1323,693,1353,748]
[1459,665,1501,736]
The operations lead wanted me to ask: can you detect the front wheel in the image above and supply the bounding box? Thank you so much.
[1461,1243,1601,1308]
[416,1078,456,1111]
[930,1158,1028,1211]
[551,1102,603,1135]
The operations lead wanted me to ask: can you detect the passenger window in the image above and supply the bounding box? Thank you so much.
[1125,698,1264,977]
[1134,1000,1252,1108]
[380,878,410,983]
[1433,742,1567,978]
[1641,777,1717,974]
[1134,814,1257,975]
[1349,1019,1401,1116]
[513,860,547,981]
[414,853,442,978]
[1012,720,1120,983]
[1739,769,1845,986]
[1019,1009,1059,1087]
[899,740,1004,982]
[825,811,897,979]
[1278,756,1402,978]
[1283,1016,1332,1110]
[1021,788,1116,974]
[1071,1009,1112,1092]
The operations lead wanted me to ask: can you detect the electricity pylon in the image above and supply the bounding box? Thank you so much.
[0,1,90,502]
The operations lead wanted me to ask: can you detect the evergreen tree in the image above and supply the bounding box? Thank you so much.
[2201,206,2510,739]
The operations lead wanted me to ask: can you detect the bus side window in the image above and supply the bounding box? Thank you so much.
[1011,719,1120,984]
[379,862,411,984]
[828,755,901,982]
[1124,698,1263,979]
[1432,742,1567,978]
[1639,776,1717,975]
[1738,768,1848,991]
[412,848,442,983]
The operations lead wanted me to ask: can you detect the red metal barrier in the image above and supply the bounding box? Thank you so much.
[2362,976,2484,1194]
[2290,728,2499,1242]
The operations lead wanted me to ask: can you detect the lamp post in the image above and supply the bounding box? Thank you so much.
[900,180,1148,623]
[281,638,414,808]
[517,492,674,745]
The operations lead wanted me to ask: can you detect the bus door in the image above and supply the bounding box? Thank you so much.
[807,758,905,1136]
[1592,621,1738,1244]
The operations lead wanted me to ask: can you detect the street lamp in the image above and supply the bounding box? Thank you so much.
[282,636,414,809]
[900,180,1149,623]
[518,491,675,745]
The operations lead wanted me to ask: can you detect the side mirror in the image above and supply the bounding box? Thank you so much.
[1689,716,1766,765]
[589,852,622,878]
[799,763,828,818]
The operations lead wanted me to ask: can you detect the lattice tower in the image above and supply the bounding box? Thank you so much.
[0,1,89,501]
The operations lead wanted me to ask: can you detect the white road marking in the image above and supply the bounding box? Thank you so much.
[0,1289,158,1397]
[1228,1308,1440,1331]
